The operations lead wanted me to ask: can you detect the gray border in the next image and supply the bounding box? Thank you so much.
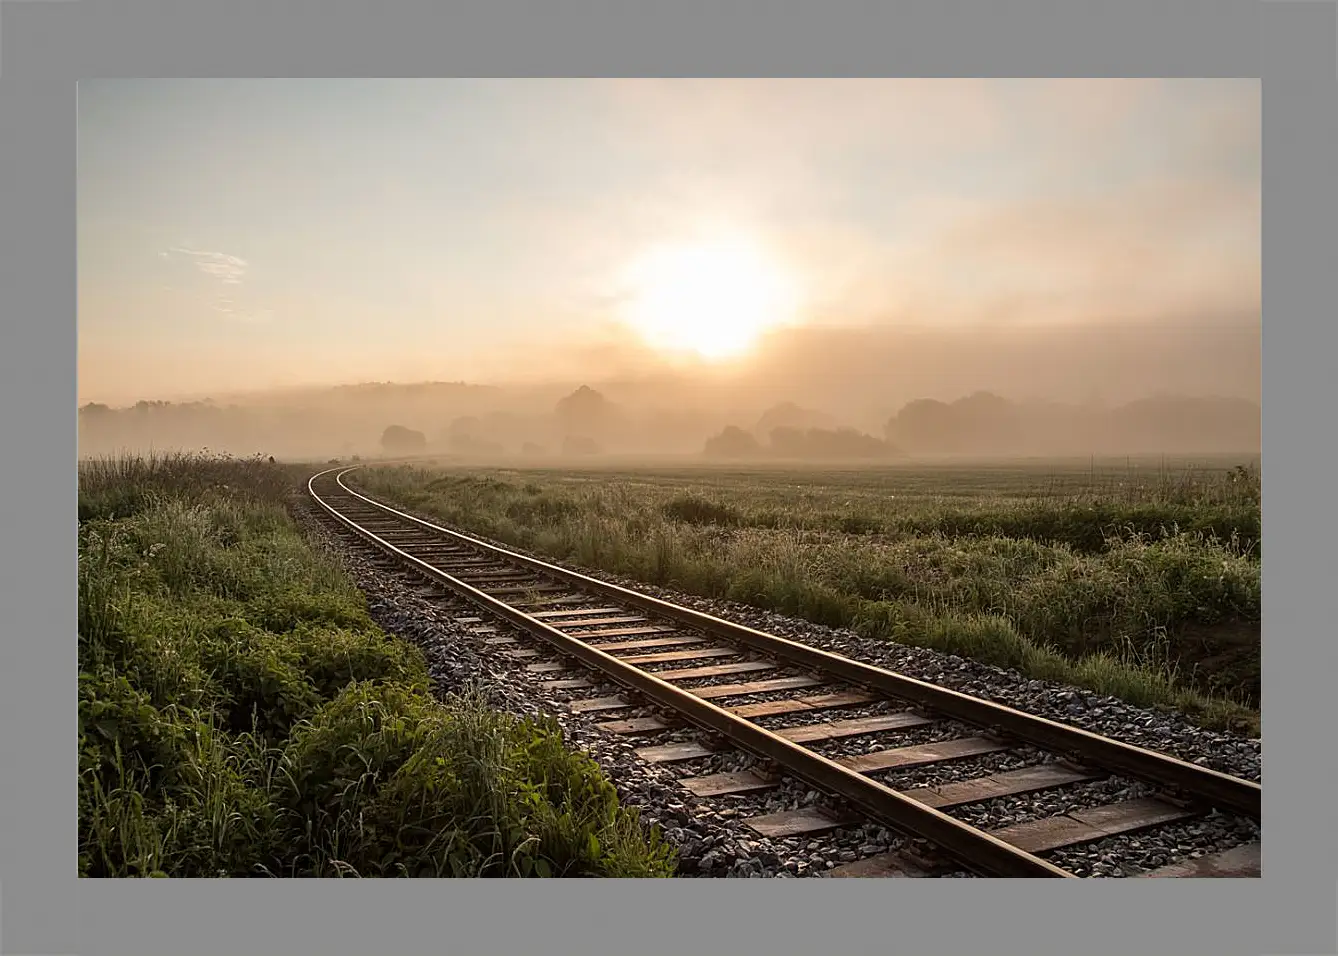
[4,0,1332,953]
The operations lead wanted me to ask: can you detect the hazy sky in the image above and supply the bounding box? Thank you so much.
[77,79,1260,406]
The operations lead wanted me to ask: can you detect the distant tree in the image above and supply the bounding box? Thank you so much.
[805,427,898,459]
[753,402,836,438]
[885,393,1020,454]
[768,426,807,458]
[555,386,614,435]
[950,392,1020,452]
[447,416,481,440]
[380,425,427,454]
[767,426,897,460]
[885,398,957,452]
[703,425,762,458]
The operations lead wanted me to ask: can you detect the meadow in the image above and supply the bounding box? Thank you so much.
[352,456,1262,736]
[77,453,674,878]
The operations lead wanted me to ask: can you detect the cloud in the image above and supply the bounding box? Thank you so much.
[164,246,248,285]
[160,246,269,322]
[212,298,273,324]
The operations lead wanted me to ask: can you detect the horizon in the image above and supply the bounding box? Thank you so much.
[81,376,1263,414]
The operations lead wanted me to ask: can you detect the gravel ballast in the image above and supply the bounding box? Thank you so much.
[297,497,806,878]
[296,489,1262,878]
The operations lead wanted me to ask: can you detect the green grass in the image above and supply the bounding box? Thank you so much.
[352,458,1261,736]
[78,452,675,878]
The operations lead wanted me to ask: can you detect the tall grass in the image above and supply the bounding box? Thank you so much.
[78,451,293,522]
[78,453,675,878]
[355,462,1261,735]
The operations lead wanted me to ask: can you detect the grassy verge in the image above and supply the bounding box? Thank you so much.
[351,462,1261,736]
[78,453,674,878]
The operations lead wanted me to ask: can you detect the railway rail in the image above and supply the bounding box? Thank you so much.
[308,465,1262,879]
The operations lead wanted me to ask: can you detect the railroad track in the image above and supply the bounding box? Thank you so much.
[308,466,1262,880]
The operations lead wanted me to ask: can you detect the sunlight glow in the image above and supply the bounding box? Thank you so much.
[620,237,799,360]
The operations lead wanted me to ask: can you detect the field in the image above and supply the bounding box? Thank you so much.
[77,453,674,878]
[351,456,1262,736]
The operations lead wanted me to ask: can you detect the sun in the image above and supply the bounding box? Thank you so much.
[619,236,798,360]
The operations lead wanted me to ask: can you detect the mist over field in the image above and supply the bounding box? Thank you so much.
[77,316,1260,461]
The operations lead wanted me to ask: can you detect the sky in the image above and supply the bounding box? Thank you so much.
[77,78,1261,406]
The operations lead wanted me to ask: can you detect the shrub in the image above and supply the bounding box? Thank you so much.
[79,670,193,793]
[198,630,321,739]
[289,624,431,700]
[660,495,742,527]
[280,685,676,877]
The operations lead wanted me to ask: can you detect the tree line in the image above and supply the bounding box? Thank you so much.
[701,392,1260,460]
[79,385,1261,461]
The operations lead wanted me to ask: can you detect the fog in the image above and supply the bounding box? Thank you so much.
[77,80,1260,462]
[78,315,1261,462]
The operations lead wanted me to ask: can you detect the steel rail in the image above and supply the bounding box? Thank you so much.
[323,465,1261,821]
[309,467,1075,878]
